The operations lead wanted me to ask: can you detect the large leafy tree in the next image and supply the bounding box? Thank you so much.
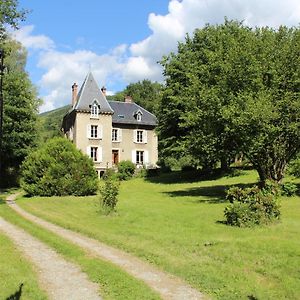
[0,38,40,186]
[159,20,300,184]
[0,0,27,40]
[109,80,163,114]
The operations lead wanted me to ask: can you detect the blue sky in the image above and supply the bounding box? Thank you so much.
[12,0,300,112]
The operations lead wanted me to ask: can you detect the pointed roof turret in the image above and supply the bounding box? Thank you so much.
[74,72,113,114]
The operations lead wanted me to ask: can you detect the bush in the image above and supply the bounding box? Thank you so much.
[117,160,135,180]
[281,182,298,197]
[224,186,281,227]
[21,137,98,196]
[287,155,300,177]
[99,178,119,214]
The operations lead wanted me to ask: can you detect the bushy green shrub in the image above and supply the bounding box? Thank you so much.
[99,178,119,214]
[281,182,298,197]
[117,160,135,180]
[21,137,98,196]
[224,186,281,227]
[287,155,300,178]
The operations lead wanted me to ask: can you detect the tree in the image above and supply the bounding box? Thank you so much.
[109,80,163,114]
[159,20,300,183]
[0,38,40,186]
[0,0,27,40]
[21,137,98,196]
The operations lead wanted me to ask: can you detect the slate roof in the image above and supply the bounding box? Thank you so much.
[109,100,157,126]
[74,72,113,114]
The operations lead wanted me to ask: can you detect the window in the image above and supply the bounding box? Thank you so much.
[134,130,147,143]
[137,130,143,143]
[91,125,98,138]
[137,113,142,122]
[112,128,122,142]
[90,147,98,161]
[136,150,144,164]
[91,103,99,118]
[112,129,118,141]
[88,124,102,139]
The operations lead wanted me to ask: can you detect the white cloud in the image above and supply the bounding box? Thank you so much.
[12,25,55,50]
[12,0,300,112]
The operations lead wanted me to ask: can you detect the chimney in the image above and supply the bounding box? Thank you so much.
[101,86,107,96]
[124,95,133,103]
[72,83,78,106]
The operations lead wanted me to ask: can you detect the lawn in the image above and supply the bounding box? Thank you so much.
[17,170,300,299]
[0,192,48,300]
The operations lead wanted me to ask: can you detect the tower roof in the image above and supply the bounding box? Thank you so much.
[74,72,113,114]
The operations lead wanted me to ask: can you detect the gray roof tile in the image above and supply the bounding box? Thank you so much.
[109,101,157,126]
[74,72,113,114]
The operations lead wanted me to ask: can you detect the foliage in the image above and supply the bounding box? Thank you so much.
[20,137,98,196]
[287,154,300,177]
[39,105,71,142]
[109,80,163,114]
[281,182,298,197]
[117,160,135,180]
[0,38,40,186]
[159,20,300,183]
[99,177,120,214]
[0,0,27,40]
[225,186,281,227]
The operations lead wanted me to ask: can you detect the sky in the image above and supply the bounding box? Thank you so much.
[11,0,300,112]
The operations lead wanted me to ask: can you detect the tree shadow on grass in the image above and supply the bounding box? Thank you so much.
[146,168,245,185]
[163,182,255,204]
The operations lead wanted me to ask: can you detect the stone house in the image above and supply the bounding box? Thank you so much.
[62,72,158,176]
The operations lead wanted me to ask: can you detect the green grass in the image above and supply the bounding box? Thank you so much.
[0,193,48,300]
[0,203,160,300]
[16,170,300,299]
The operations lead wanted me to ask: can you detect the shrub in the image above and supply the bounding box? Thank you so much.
[287,155,300,177]
[117,160,135,180]
[21,137,98,196]
[99,178,119,214]
[281,182,298,197]
[224,186,281,227]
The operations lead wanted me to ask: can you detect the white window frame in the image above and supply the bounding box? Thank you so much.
[134,129,147,144]
[90,146,98,162]
[112,128,122,142]
[91,102,99,119]
[136,150,144,165]
[90,125,98,138]
[87,146,102,162]
[87,124,102,139]
[137,112,142,122]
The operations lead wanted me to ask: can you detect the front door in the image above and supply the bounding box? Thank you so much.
[112,150,119,165]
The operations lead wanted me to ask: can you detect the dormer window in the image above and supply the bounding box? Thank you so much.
[90,100,99,118]
[134,110,143,122]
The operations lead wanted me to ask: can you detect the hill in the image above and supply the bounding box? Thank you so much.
[39,105,71,142]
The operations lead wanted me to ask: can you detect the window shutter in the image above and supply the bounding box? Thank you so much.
[144,130,148,143]
[132,150,136,164]
[133,130,137,143]
[118,129,122,142]
[86,146,90,157]
[144,150,149,165]
[87,125,91,138]
[98,147,103,162]
[99,125,103,139]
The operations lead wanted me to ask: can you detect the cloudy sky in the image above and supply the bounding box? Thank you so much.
[12,0,300,112]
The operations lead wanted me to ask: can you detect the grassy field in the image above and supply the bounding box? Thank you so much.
[0,203,160,300]
[16,170,300,299]
[0,192,48,300]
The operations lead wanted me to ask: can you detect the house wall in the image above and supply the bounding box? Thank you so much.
[74,112,113,171]
[112,126,158,167]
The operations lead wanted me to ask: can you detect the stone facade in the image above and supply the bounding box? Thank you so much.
[62,72,158,175]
